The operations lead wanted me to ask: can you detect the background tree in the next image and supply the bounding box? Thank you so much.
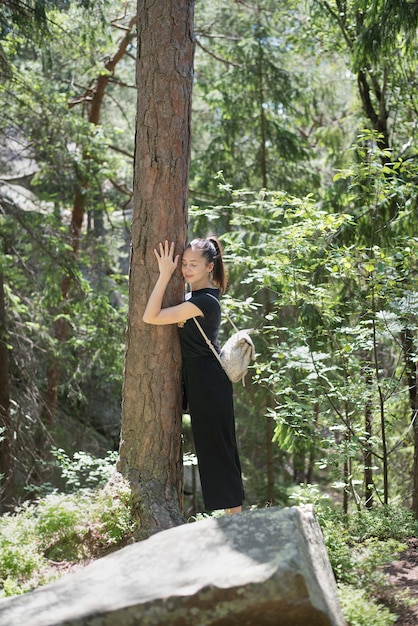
[117,0,195,537]
[41,11,137,428]
[191,0,318,205]
[0,266,14,511]
[305,0,418,513]
[0,0,136,504]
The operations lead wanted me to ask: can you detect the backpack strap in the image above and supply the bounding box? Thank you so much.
[193,317,224,369]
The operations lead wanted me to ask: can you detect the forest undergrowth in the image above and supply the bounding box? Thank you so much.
[1,454,417,626]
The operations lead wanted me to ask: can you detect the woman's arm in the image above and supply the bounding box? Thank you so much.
[142,241,202,325]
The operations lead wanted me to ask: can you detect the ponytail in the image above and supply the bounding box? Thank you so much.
[186,236,228,294]
[208,236,227,294]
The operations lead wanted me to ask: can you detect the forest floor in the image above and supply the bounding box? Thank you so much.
[384,537,418,625]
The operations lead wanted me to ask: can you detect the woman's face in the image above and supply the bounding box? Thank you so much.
[181,247,213,288]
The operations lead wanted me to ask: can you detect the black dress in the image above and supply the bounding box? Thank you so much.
[178,287,244,511]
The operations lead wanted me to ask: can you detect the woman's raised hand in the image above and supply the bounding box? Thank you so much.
[153,241,179,278]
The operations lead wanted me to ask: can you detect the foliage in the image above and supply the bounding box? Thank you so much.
[51,448,119,493]
[0,468,135,597]
[191,0,320,205]
[338,584,397,626]
[0,0,101,47]
[289,486,416,624]
[190,0,418,520]
[0,0,134,496]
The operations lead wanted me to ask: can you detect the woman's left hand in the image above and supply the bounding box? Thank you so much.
[153,240,179,279]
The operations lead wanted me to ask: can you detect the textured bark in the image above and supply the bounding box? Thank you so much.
[118,0,194,537]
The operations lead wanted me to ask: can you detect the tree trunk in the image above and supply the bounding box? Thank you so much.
[118,0,194,538]
[364,400,373,509]
[402,329,418,517]
[0,270,15,511]
[357,69,389,151]
[343,451,349,514]
[266,414,274,504]
[256,30,268,189]
[306,402,319,484]
[293,450,306,484]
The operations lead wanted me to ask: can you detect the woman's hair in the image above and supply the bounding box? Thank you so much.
[186,236,227,294]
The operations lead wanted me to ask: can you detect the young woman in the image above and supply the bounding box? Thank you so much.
[143,237,244,514]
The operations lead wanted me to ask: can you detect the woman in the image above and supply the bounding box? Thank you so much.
[142,237,244,514]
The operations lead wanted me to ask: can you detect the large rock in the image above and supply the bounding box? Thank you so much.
[0,505,345,626]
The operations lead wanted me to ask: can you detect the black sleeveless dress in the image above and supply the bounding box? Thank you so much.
[178,287,244,511]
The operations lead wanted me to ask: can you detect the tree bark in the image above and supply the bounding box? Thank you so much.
[118,0,194,538]
[364,398,373,510]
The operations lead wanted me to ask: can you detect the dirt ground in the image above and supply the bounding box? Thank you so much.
[384,537,418,625]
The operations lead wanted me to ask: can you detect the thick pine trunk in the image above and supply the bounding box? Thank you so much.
[118,0,194,537]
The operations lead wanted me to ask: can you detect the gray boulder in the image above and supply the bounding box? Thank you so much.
[0,505,346,626]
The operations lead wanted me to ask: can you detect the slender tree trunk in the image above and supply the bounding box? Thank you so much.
[413,423,418,518]
[364,398,373,509]
[0,270,15,511]
[264,295,275,504]
[40,189,85,434]
[266,413,274,504]
[371,314,389,504]
[306,445,315,484]
[343,440,349,514]
[357,69,389,151]
[89,16,137,127]
[256,31,268,189]
[306,402,319,484]
[118,0,194,538]
[293,450,305,484]
[402,329,418,517]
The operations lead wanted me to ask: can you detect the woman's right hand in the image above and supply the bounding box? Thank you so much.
[143,240,203,325]
[153,240,180,279]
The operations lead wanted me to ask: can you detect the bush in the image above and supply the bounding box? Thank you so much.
[338,584,397,626]
[0,470,136,597]
[287,485,414,625]
[0,503,48,595]
[51,448,119,493]
[348,506,418,542]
